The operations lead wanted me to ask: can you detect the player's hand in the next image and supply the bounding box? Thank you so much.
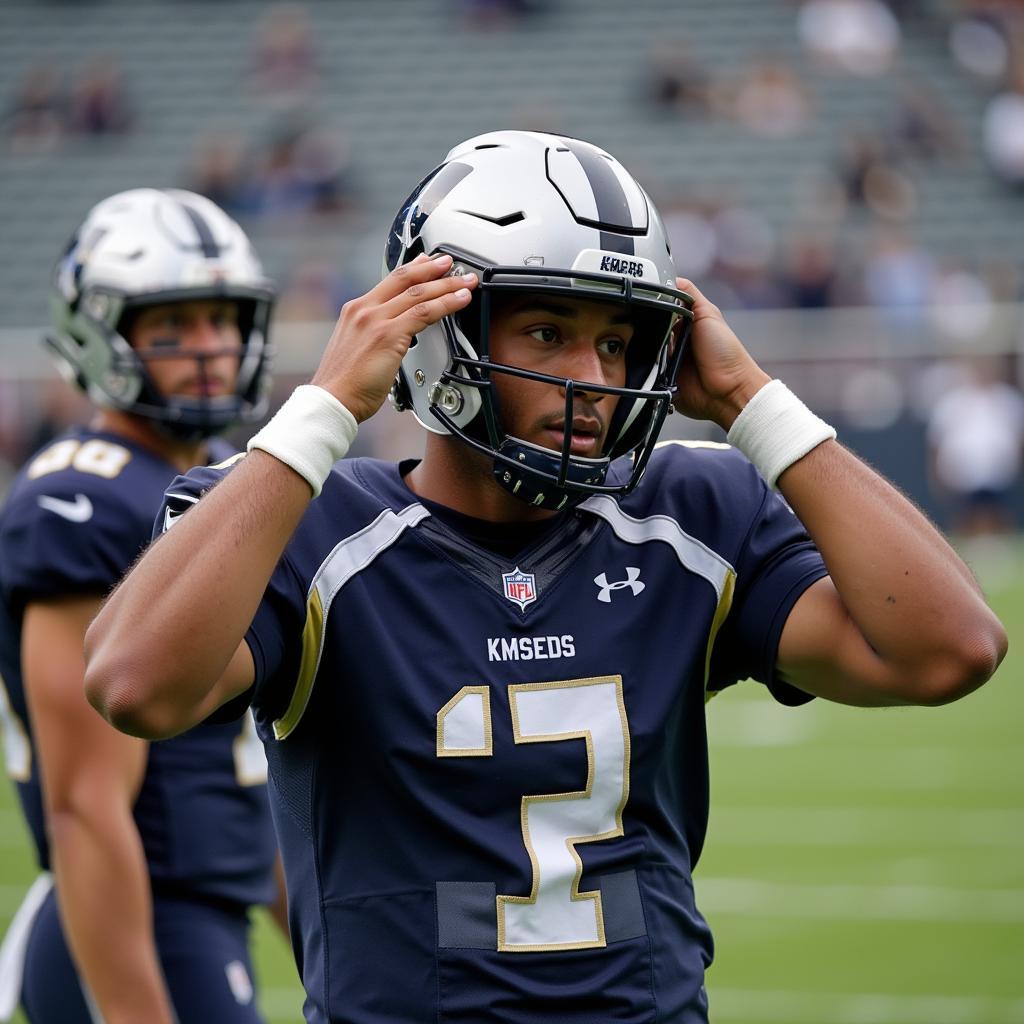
[311,253,477,423]
[672,277,771,431]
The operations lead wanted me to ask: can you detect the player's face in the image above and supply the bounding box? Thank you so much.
[128,300,243,400]
[487,294,634,459]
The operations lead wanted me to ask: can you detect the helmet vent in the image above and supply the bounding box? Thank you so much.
[461,210,525,227]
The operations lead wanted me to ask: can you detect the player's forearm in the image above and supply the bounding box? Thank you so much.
[49,807,175,1024]
[85,450,311,736]
[778,440,1007,701]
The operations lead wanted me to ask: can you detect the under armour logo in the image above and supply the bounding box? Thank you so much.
[594,567,645,603]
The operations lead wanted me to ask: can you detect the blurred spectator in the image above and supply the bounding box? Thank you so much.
[927,259,996,343]
[982,66,1024,189]
[242,120,356,220]
[790,166,851,227]
[711,205,785,308]
[69,55,132,135]
[885,80,963,162]
[882,0,927,21]
[275,259,363,322]
[860,160,917,219]
[947,1,1015,83]
[663,198,719,278]
[927,358,1024,536]
[837,125,917,220]
[186,128,249,214]
[249,3,319,101]
[779,233,840,308]
[798,0,902,76]
[729,57,813,138]
[981,255,1023,303]
[863,229,935,316]
[837,126,887,204]
[840,364,905,429]
[645,38,712,117]
[454,0,541,31]
[6,60,67,153]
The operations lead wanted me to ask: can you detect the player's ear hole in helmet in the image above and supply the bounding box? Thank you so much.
[384,130,694,511]
[45,188,276,441]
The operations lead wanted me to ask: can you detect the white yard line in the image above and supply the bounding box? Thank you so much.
[708,987,1024,1024]
[707,805,1024,846]
[697,877,1024,923]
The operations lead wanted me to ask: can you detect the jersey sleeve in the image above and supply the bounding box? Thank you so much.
[707,479,828,705]
[244,555,308,722]
[156,456,308,723]
[1,477,144,610]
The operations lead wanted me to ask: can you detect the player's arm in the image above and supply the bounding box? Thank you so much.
[674,278,1007,707]
[773,444,1005,705]
[23,596,176,1024]
[85,253,476,739]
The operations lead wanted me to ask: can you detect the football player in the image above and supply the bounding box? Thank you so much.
[0,189,286,1023]
[84,134,1006,1023]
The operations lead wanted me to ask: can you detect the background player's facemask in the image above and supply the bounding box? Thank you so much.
[384,130,694,510]
[46,188,276,441]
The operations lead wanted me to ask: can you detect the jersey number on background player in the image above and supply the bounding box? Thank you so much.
[438,675,629,952]
[27,439,131,481]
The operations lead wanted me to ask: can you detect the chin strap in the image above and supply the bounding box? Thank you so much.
[491,437,610,511]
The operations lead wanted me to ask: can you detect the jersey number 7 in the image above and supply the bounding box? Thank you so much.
[437,675,629,952]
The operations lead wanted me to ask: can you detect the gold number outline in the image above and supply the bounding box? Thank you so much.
[437,674,630,953]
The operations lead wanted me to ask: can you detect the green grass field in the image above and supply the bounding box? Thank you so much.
[2,543,1022,1023]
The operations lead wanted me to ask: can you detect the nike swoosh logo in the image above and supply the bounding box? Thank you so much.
[37,493,94,523]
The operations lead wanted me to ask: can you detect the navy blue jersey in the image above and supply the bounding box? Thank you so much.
[162,443,827,1023]
[0,428,276,909]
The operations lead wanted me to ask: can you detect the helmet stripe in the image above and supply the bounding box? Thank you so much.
[178,201,221,258]
[559,138,635,256]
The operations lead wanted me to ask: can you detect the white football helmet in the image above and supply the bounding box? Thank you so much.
[384,130,693,510]
[47,188,275,439]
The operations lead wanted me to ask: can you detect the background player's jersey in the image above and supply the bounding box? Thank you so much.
[162,444,827,1024]
[0,427,276,909]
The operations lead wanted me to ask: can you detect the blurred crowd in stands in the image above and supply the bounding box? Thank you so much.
[3,0,1024,532]
[7,56,133,150]
[645,0,1024,315]
[7,0,1023,322]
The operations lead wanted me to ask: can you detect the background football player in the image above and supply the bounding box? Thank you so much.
[0,189,286,1023]
[84,134,1006,1023]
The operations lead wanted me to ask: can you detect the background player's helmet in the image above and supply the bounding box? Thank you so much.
[384,130,694,510]
[46,188,275,440]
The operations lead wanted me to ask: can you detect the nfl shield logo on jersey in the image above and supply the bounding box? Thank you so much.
[502,567,537,611]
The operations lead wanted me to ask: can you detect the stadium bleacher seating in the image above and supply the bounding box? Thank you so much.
[0,0,1020,331]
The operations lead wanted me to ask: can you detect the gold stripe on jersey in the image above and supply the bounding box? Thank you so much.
[274,586,324,740]
[703,567,737,697]
[272,503,431,740]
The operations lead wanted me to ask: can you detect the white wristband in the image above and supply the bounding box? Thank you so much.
[726,379,836,489]
[247,385,358,498]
